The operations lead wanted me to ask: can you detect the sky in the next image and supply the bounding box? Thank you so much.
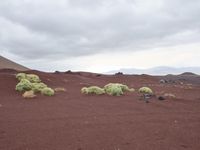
[0,0,200,73]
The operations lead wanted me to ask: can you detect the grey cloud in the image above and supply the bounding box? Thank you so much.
[0,0,200,60]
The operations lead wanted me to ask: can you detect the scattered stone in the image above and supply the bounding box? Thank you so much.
[159,79,167,84]
[96,74,101,77]
[158,96,165,101]
[23,90,36,99]
[143,94,152,103]
[65,70,72,74]
[54,71,60,74]
[164,93,176,99]
[54,87,67,92]
[115,72,123,75]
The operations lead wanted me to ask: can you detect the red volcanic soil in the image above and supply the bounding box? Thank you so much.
[0,69,200,150]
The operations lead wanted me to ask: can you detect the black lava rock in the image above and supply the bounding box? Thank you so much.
[158,96,165,101]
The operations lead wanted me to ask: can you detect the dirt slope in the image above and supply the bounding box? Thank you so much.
[0,56,29,71]
[0,70,200,150]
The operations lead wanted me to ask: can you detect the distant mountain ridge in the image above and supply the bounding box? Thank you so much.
[0,55,29,71]
[107,66,200,75]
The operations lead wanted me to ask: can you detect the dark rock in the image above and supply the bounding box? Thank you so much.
[115,72,123,75]
[159,79,167,84]
[54,71,60,74]
[158,96,165,100]
[96,74,101,77]
[65,70,72,74]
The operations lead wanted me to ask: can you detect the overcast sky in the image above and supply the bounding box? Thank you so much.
[0,0,200,72]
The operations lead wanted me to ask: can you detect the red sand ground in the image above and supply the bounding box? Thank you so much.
[0,70,200,150]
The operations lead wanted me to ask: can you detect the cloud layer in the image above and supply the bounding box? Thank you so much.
[0,0,200,71]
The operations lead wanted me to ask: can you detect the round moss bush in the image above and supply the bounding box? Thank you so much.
[26,74,41,83]
[109,86,123,96]
[81,86,105,95]
[31,82,47,93]
[116,83,129,92]
[104,83,124,96]
[81,87,88,94]
[138,87,153,94]
[115,83,135,92]
[16,73,27,81]
[16,79,32,92]
[41,87,55,96]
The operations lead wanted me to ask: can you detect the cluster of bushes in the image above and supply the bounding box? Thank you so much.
[81,83,154,97]
[81,83,135,96]
[15,73,54,98]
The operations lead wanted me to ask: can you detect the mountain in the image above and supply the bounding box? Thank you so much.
[107,66,200,75]
[0,55,29,71]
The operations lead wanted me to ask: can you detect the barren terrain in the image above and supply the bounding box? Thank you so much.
[0,69,200,150]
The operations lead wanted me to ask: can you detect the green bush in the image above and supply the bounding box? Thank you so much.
[138,87,153,94]
[115,83,129,92]
[26,74,41,83]
[16,73,26,81]
[81,86,105,95]
[81,87,88,94]
[104,83,124,96]
[16,79,32,92]
[115,83,135,92]
[15,73,55,97]
[109,86,123,96]
[31,82,47,93]
[41,87,55,96]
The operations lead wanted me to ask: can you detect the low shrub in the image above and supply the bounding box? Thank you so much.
[31,82,47,93]
[15,73,55,97]
[104,83,124,96]
[23,90,36,98]
[104,83,134,96]
[109,86,123,96]
[164,93,176,99]
[16,73,26,81]
[116,83,135,92]
[16,79,32,92]
[138,87,153,94]
[41,87,55,96]
[81,86,105,95]
[26,74,41,83]
[81,87,88,94]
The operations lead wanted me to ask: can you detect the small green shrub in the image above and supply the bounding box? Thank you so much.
[138,87,153,94]
[116,83,129,92]
[81,86,105,95]
[41,87,55,96]
[115,83,135,92]
[16,73,27,81]
[109,86,123,96]
[16,79,32,92]
[81,87,88,94]
[104,83,124,96]
[26,74,41,83]
[31,82,47,93]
